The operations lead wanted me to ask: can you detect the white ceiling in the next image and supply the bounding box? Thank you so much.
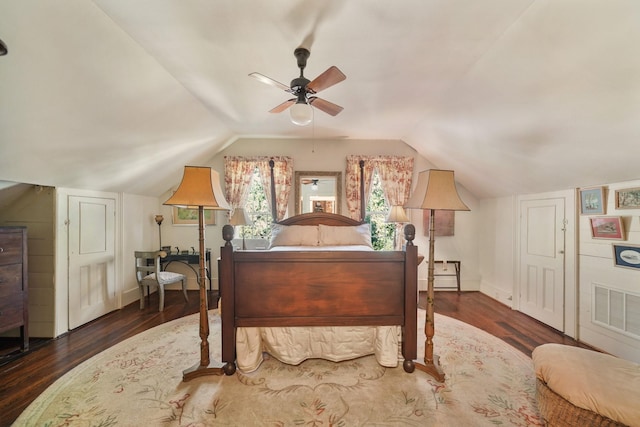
[1,0,639,199]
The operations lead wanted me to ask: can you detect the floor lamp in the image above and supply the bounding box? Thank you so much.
[229,208,253,250]
[405,169,469,382]
[164,166,230,381]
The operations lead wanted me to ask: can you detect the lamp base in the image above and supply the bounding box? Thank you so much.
[414,355,446,383]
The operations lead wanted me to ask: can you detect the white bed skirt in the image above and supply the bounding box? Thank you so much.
[236,325,401,372]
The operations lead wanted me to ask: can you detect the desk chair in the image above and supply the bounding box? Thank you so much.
[135,251,188,311]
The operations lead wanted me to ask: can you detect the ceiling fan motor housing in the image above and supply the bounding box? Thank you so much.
[294,47,310,69]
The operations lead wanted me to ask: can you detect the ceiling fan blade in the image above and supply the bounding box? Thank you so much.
[269,99,296,113]
[249,72,292,92]
[309,97,343,116]
[306,66,346,93]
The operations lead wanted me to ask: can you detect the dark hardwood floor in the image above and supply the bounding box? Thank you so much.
[0,290,590,426]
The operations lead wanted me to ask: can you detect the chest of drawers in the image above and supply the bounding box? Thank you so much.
[0,226,28,351]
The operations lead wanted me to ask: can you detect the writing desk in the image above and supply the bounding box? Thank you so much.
[161,251,212,290]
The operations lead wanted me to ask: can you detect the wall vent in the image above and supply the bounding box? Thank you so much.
[593,284,640,339]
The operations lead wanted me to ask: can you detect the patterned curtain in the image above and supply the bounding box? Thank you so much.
[345,155,414,220]
[376,156,414,206]
[345,156,375,221]
[223,156,255,218]
[255,156,293,222]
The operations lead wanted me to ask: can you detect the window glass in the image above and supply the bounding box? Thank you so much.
[243,168,273,239]
[365,170,394,250]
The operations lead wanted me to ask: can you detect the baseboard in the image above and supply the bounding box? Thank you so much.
[480,280,513,308]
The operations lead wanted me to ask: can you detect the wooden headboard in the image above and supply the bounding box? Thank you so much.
[278,211,362,226]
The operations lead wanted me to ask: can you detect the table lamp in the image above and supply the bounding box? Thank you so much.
[386,205,410,251]
[229,208,253,250]
[164,166,230,381]
[154,214,164,249]
[405,169,469,382]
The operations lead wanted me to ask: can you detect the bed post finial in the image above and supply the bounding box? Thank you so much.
[404,223,415,246]
[269,159,277,221]
[222,224,234,246]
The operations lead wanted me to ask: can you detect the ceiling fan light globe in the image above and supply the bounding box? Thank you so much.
[290,102,313,126]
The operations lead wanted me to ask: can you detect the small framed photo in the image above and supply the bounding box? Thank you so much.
[589,216,624,240]
[615,187,640,209]
[579,186,606,215]
[613,243,640,270]
[172,207,216,226]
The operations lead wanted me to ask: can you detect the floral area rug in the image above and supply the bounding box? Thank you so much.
[14,310,542,426]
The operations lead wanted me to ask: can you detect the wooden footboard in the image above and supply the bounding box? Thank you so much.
[218,220,419,374]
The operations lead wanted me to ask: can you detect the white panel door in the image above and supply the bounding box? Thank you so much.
[68,195,117,329]
[519,198,565,331]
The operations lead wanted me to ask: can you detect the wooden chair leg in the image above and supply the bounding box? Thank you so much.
[158,285,165,312]
[139,285,145,309]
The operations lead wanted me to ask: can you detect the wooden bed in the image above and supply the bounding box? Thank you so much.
[218,211,420,375]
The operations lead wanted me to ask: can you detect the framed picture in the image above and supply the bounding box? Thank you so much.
[613,243,640,270]
[589,216,625,240]
[579,186,606,215]
[172,207,216,225]
[615,187,640,209]
[423,210,455,237]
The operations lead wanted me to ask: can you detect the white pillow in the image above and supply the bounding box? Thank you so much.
[318,224,373,248]
[269,224,319,248]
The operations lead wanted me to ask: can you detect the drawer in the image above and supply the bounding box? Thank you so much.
[0,233,23,266]
[0,265,24,329]
[0,264,24,294]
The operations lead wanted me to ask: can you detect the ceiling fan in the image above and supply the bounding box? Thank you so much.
[301,178,319,190]
[249,47,346,126]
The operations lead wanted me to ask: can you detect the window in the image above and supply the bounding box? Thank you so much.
[243,168,273,239]
[365,170,395,250]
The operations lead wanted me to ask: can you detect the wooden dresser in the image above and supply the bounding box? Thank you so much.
[0,226,28,351]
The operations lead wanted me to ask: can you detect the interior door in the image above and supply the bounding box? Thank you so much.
[519,197,566,331]
[68,195,117,329]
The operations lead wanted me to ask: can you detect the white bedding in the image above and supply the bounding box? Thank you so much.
[235,227,402,372]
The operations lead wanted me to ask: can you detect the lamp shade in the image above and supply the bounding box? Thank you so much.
[386,205,410,223]
[229,208,253,226]
[290,102,313,126]
[405,169,470,211]
[164,166,231,210]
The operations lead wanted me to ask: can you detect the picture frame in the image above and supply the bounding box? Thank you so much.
[172,207,216,225]
[589,216,624,240]
[612,243,640,270]
[423,210,455,237]
[614,187,640,209]
[579,186,606,215]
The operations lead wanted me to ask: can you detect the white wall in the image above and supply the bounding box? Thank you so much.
[578,179,640,362]
[478,196,517,306]
[480,183,640,362]
[121,193,166,306]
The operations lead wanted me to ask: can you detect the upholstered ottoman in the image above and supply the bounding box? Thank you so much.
[532,343,640,427]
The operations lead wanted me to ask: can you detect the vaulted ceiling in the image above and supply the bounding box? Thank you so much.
[1,1,639,199]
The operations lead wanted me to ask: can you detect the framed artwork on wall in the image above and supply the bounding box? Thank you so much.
[614,187,640,209]
[423,210,455,237]
[579,186,606,215]
[589,216,624,240]
[172,207,216,225]
[613,243,640,270]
